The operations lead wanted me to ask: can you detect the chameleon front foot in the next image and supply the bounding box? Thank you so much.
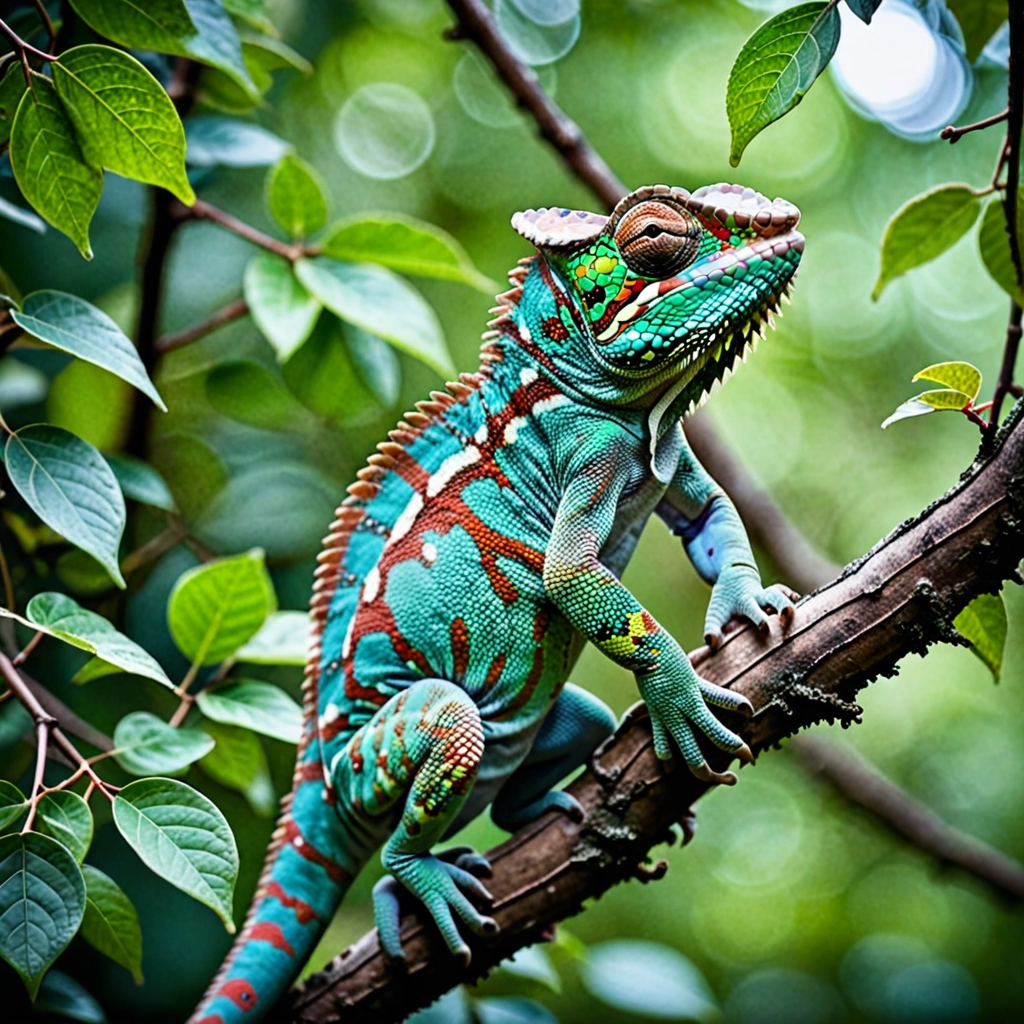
[374,852,498,965]
[703,565,798,650]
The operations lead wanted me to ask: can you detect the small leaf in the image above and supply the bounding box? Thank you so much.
[53,45,195,205]
[0,592,172,688]
[35,969,108,1023]
[948,0,1007,62]
[113,711,215,776]
[11,290,166,410]
[844,0,883,24]
[196,679,303,743]
[499,945,561,992]
[0,832,86,999]
[0,195,46,234]
[881,399,937,429]
[873,185,982,299]
[113,777,238,932]
[36,791,94,865]
[185,114,288,167]
[235,609,310,666]
[199,720,276,817]
[912,362,982,402]
[167,549,276,665]
[72,657,122,684]
[0,781,28,831]
[266,152,328,239]
[9,75,103,259]
[0,62,27,146]
[243,253,322,360]
[321,213,497,292]
[104,454,176,511]
[727,2,841,166]
[347,326,402,408]
[3,426,126,587]
[977,194,1024,305]
[881,389,973,429]
[295,258,455,378]
[475,998,559,1024]
[80,864,144,983]
[955,591,1007,682]
[206,359,311,430]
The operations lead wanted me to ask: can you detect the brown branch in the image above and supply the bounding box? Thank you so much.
[282,399,1024,1023]
[180,200,305,262]
[155,298,249,353]
[940,109,1008,144]
[791,734,1024,902]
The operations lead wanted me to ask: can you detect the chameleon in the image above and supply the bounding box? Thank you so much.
[190,182,804,1024]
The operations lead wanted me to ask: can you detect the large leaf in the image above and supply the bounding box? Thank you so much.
[196,679,303,743]
[977,195,1024,305]
[873,185,982,299]
[266,152,328,239]
[53,46,194,205]
[113,777,238,931]
[321,213,496,292]
[0,63,27,146]
[948,0,1007,62]
[955,591,1007,682]
[3,426,126,587]
[726,2,841,166]
[36,791,94,865]
[912,362,982,403]
[167,549,276,665]
[0,781,28,831]
[11,290,165,410]
[0,592,172,688]
[114,711,216,776]
[185,115,289,167]
[104,454,176,512]
[295,257,455,378]
[0,832,86,999]
[199,720,276,816]
[243,253,322,360]
[235,609,310,665]
[80,865,144,983]
[8,75,103,259]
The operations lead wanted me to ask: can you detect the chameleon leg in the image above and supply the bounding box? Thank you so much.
[336,678,497,965]
[491,683,617,833]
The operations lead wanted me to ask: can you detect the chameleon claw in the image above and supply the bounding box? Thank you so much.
[780,605,795,628]
[679,808,698,845]
[704,631,722,652]
[734,742,754,765]
[690,761,738,786]
[757,618,771,636]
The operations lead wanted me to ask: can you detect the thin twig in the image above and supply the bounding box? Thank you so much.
[21,717,52,832]
[12,629,44,666]
[120,521,189,576]
[31,0,56,53]
[181,200,306,262]
[941,109,1008,143]
[991,305,1022,428]
[156,298,249,353]
[0,15,57,62]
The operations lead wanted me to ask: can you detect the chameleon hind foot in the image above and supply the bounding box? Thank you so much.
[438,845,493,878]
[373,853,498,965]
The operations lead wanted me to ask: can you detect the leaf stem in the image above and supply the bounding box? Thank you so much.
[990,304,1023,428]
[21,717,52,832]
[0,15,58,63]
[155,297,250,354]
[12,628,44,666]
[31,0,56,54]
[941,109,1008,144]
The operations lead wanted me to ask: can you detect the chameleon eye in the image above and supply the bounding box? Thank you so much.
[614,201,702,278]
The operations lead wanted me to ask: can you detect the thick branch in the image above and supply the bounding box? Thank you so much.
[282,402,1024,1023]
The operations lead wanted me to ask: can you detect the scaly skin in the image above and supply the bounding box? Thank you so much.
[190,183,804,1023]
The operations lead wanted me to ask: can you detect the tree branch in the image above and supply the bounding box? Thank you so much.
[155,297,249,353]
[281,400,1024,1023]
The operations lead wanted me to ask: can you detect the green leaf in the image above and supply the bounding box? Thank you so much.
[948,0,1006,62]
[0,592,172,688]
[873,185,983,299]
[844,0,883,24]
[881,390,974,429]
[47,358,132,452]
[206,359,311,430]
[266,152,328,240]
[499,945,561,993]
[242,33,313,75]
[321,213,497,292]
[912,362,982,402]
[36,792,94,865]
[199,720,276,817]
[977,195,1024,305]
[52,46,194,206]
[235,609,310,665]
[0,194,47,234]
[0,832,86,999]
[35,969,108,1023]
[0,781,28,831]
[71,656,122,684]
[151,432,228,521]
[347,326,401,408]
[113,711,215,776]
[243,253,322,360]
[185,115,289,167]
[476,998,559,1024]
[295,257,455,378]
[0,62,27,146]
[726,2,841,166]
[8,75,103,259]
[955,591,1007,682]
[167,549,276,665]
[113,777,238,932]
[11,290,166,410]
[196,679,303,743]
[104,454,176,512]
[80,865,144,984]
[3,426,126,587]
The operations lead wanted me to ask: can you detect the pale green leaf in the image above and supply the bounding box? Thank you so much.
[35,969,108,1023]
[11,290,166,410]
[499,945,562,993]
[36,792,93,865]
[3,426,126,587]
[0,832,86,999]
[113,711,215,776]
[196,679,302,743]
[235,609,310,665]
[185,115,288,167]
[9,75,103,259]
[873,185,982,299]
[321,213,496,292]
[881,390,974,429]
[242,33,313,75]
[167,549,276,665]
[912,362,982,402]
[199,720,276,817]
[80,865,144,983]
[977,194,1024,305]
[266,152,328,239]
[113,777,238,932]
[347,325,401,408]
[0,781,27,831]
[955,591,1007,682]
[104,454,176,511]
[295,257,455,378]
[948,0,1006,62]
[727,2,840,166]
[243,253,322,360]
[47,359,132,452]
[71,657,123,685]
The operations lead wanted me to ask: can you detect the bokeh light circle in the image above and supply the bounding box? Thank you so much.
[494,0,581,65]
[454,51,556,128]
[334,83,436,180]
[508,0,579,28]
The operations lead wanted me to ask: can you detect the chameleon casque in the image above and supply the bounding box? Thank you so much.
[190,182,805,1023]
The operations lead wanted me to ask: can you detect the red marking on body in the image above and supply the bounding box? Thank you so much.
[194,1017,223,1024]
[450,618,470,680]
[351,749,364,773]
[320,712,353,743]
[641,610,657,633]
[219,979,258,1012]
[283,820,348,884]
[542,316,569,342]
[264,881,318,924]
[484,654,506,693]
[298,759,325,783]
[251,921,296,957]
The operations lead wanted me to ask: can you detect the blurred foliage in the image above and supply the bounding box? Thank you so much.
[0,0,1022,1022]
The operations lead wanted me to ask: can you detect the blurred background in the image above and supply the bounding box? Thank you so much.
[1,1,1021,1022]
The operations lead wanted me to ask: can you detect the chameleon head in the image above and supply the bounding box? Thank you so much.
[512,183,803,409]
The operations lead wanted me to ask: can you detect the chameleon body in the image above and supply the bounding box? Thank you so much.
[190,183,804,1024]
